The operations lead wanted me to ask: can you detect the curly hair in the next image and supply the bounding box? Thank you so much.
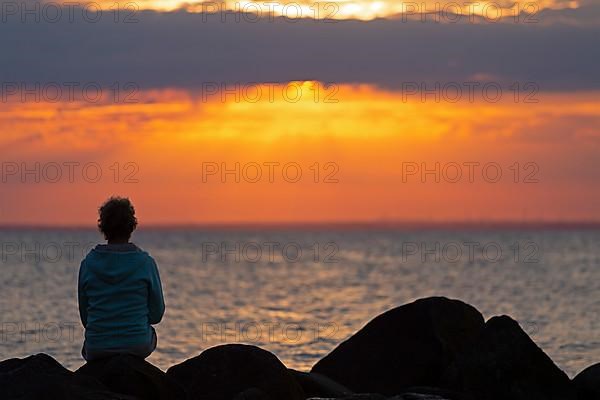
[98,197,138,241]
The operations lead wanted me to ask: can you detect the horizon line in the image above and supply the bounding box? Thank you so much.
[1,220,600,231]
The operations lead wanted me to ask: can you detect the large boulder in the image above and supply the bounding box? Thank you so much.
[304,388,462,400]
[306,396,452,400]
[306,395,386,400]
[166,344,305,400]
[0,353,125,400]
[441,315,576,400]
[573,363,600,399]
[289,369,352,398]
[76,354,187,400]
[311,297,485,395]
[396,387,466,400]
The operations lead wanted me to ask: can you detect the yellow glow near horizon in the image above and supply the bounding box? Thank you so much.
[1,82,600,225]
[60,0,581,20]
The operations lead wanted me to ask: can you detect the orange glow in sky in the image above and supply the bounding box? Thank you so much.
[1,82,599,226]
[46,0,582,20]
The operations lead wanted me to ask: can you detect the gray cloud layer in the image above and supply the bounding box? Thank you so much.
[1,5,599,91]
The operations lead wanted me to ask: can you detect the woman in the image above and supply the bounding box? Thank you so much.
[78,196,165,361]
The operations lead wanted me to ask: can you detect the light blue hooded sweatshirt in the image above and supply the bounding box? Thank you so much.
[78,243,165,352]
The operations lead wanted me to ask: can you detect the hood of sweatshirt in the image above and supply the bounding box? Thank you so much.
[83,244,149,284]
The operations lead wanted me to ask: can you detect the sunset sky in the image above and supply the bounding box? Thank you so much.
[11,0,591,19]
[1,1,599,226]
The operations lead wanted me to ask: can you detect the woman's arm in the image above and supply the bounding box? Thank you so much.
[148,257,165,325]
[77,260,88,327]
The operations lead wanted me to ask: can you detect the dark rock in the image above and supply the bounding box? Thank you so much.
[76,354,187,400]
[232,388,269,400]
[166,344,305,400]
[398,387,466,400]
[393,394,450,400]
[573,362,600,399]
[307,394,453,400]
[311,297,485,395]
[289,369,352,398]
[0,353,126,400]
[306,395,386,400]
[441,315,576,400]
[307,395,452,400]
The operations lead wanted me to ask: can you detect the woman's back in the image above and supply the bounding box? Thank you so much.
[79,244,164,351]
[78,197,164,361]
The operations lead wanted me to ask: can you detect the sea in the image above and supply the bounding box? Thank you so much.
[0,227,599,377]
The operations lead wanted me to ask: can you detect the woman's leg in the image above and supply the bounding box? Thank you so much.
[82,343,115,361]
[81,329,157,361]
[125,327,157,359]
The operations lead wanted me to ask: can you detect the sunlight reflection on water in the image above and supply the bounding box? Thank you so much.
[0,228,598,377]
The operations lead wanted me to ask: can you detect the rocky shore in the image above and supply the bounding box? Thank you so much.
[1,297,599,400]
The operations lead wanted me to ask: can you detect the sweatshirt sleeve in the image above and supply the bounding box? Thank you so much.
[78,260,88,327]
[147,257,165,324]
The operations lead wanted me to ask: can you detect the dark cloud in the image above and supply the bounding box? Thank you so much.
[0,5,598,91]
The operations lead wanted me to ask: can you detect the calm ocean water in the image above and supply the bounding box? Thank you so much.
[0,228,599,377]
